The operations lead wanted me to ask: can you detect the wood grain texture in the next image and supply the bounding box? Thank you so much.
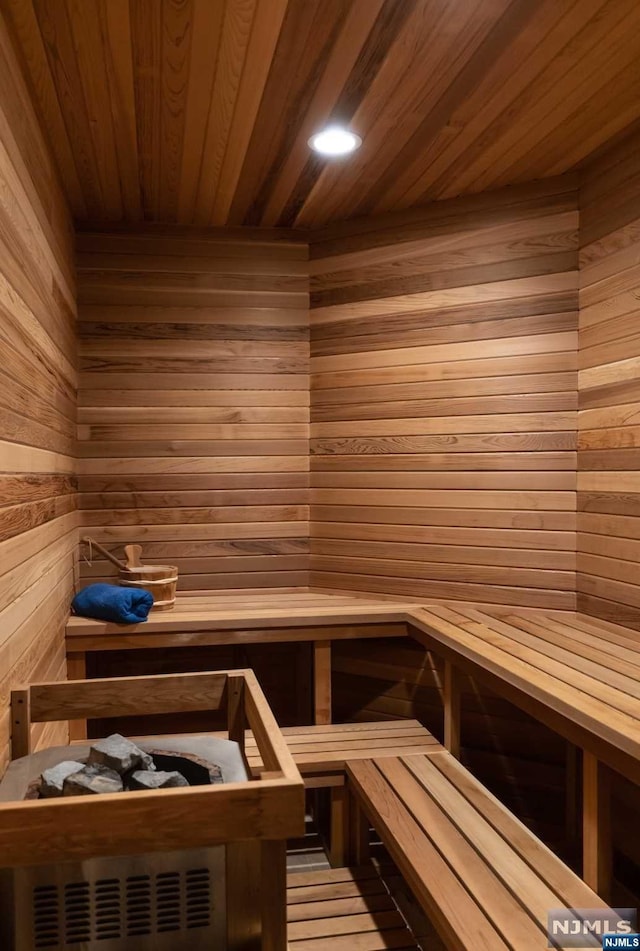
[309,179,579,608]
[287,866,421,950]
[76,228,310,590]
[0,8,77,775]
[578,127,640,629]
[5,0,640,226]
[347,753,609,950]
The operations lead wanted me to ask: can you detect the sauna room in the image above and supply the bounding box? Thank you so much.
[1,0,640,948]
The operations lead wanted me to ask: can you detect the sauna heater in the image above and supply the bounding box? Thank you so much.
[0,735,247,950]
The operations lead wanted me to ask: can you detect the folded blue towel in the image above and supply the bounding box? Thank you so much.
[72,583,153,624]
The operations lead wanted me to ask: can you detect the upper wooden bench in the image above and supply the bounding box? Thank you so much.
[66,592,413,726]
[66,592,640,780]
[66,590,640,895]
[348,751,612,951]
[65,591,415,641]
[407,601,640,898]
[408,602,640,786]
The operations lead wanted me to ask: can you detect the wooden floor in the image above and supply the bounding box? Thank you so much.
[287,866,422,950]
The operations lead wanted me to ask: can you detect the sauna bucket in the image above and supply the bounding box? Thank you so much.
[81,537,179,611]
[118,564,179,612]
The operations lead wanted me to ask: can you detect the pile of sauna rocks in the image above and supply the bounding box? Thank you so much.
[38,734,193,797]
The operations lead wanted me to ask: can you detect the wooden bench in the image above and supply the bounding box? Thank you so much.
[66,591,640,897]
[347,752,612,951]
[287,866,423,950]
[65,591,414,729]
[243,719,443,866]
[408,602,640,898]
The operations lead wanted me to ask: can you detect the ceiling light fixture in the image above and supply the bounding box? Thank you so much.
[308,125,362,156]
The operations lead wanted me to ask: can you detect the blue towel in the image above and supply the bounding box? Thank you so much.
[72,583,154,624]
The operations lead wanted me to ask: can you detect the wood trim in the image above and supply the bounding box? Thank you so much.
[443,661,461,758]
[313,640,332,725]
[583,752,612,900]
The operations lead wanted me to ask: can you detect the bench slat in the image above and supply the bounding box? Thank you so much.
[242,719,443,774]
[276,720,429,738]
[372,757,548,948]
[455,607,640,706]
[500,614,640,678]
[424,752,609,911]
[410,607,640,760]
[347,757,511,951]
[290,930,417,950]
[287,893,396,922]
[287,877,386,905]
[289,915,410,943]
[257,736,441,756]
[348,752,611,951]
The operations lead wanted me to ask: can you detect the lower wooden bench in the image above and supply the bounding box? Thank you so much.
[347,752,612,950]
[243,719,443,865]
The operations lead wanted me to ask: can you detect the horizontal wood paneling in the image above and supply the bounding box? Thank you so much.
[0,9,77,774]
[310,179,579,608]
[76,229,310,591]
[5,0,640,226]
[578,128,640,629]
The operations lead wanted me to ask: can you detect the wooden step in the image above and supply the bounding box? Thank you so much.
[287,866,420,950]
[245,718,443,776]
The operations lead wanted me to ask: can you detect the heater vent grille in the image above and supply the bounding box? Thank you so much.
[32,867,212,946]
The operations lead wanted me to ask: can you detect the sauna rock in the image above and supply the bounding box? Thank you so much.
[128,770,189,791]
[88,733,155,774]
[40,761,86,798]
[35,737,224,797]
[62,764,124,796]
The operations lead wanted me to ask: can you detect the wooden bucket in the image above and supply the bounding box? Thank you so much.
[119,564,178,611]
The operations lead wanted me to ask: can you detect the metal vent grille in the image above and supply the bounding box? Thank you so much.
[32,867,212,946]
[32,885,59,949]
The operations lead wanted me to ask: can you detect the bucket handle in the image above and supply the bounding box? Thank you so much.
[81,536,129,572]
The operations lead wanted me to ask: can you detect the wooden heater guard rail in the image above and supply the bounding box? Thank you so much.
[5,670,305,950]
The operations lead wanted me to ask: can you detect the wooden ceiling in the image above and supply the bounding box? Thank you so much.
[5,0,640,228]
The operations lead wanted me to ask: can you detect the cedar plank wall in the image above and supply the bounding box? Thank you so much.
[0,14,77,772]
[76,229,310,590]
[309,177,579,608]
[577,129,640,892]
[578,128,640,629]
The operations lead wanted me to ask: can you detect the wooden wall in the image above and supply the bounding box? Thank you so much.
[309,178,579,608]
[578,128,640,629]
[0,12,77,772]
[76,229,310,591]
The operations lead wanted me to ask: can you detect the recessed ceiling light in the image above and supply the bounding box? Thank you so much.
[308,125,362,156]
